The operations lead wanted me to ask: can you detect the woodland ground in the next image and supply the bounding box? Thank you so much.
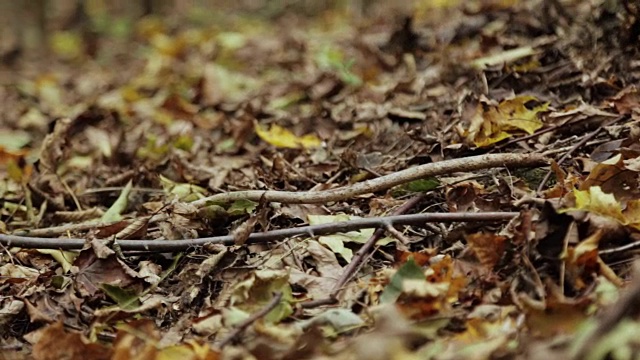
[1,0,640,359]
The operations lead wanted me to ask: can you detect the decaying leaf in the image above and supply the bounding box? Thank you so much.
[308,214,392,262]
[230,270,293,324]
[72,250,139,297]
[466,232,507,270]
[466,96,548,147]
[255,122,322,149]
[32,322,112,360]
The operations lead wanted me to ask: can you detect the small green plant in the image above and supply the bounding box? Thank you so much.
[315,46,362,86]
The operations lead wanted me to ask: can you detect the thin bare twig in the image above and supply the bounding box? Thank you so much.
[0,212,518,251]
[385,224,412,245]
[190,153,545,207]
[217,291,283,348]
[536,117,621,193]
[540,139,609,157]
[332,196,425,292]
[13,220,123,237]
[599,241,640,256]
[493,123,563,150]
[298,297,339,308]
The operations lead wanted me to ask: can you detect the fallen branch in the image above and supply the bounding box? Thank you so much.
[0,212,518,251]
[14,153,544,238]
[190,153,545,206]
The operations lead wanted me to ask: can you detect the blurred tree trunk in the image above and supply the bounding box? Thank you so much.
[143,0,155,16]
[0,2,21,64]
[143,0,173,16]
[33,0,47,50]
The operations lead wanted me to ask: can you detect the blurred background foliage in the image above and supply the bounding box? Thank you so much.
[0,0,418,62]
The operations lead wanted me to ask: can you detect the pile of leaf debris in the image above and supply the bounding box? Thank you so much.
[2,0,640,359]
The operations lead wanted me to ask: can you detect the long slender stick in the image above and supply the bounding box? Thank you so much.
[15,153,544,238]
[190,153,545,206]
[0,212,518,251]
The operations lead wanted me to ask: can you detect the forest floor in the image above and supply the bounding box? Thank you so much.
[2,1,640,359]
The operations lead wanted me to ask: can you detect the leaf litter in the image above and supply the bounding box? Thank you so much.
[1,0,640,359]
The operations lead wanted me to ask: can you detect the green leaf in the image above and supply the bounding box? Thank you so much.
[173,134,194,151]
[136,134,169,161]
[297,308,365,332]
[228,199,258,216]
[223,307,250,327]
[308,214,394,262]
[37,249,77,273]
[51,275,70,290]
[101,180,133,223]
[379,258,425,304]
[318,235,353,263]
[101,283,141,310]
[0,130,31,151]
[315,46,362,86]
[230,269,293,323]
[159,175,207,202]
[196,204,229,221]
[392,177,440,196]
[308,214,376,243]
[49,31,84,60]
[217,32,247,49]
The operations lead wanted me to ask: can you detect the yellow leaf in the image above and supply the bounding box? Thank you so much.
[572,186,627,224]
[467,96,547,147]
[151,33,186,58]
[135,16,166,40]
[571,229,602,262]
[493,96,547,134]
[255,123,321,149]
[510,59,541,73]
[49,31,84,61]
[568,186,640,232]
